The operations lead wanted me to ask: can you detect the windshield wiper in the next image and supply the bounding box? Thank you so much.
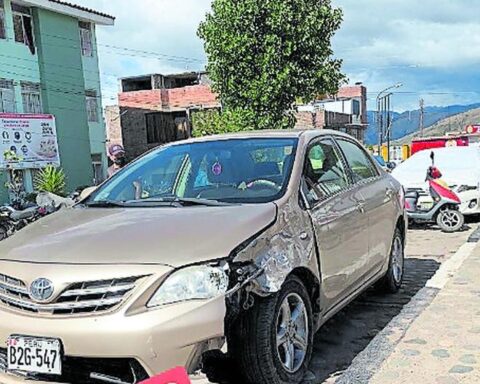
[126,197,232,207]
[84,200,127,208]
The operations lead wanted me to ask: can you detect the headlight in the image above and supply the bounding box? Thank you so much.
[147,264,229,308]
[457,185,478,193]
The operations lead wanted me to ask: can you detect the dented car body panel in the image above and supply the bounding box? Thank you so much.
[0,130,405,382]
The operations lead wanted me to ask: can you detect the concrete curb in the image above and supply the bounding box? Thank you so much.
[335,230,479,384]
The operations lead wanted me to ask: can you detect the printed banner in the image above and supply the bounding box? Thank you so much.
[0,113,60,169]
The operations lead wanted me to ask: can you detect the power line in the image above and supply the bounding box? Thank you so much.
[1,33,205,64]
[0,68,118,100]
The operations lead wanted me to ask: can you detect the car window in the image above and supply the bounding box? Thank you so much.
[91,138,298,205]
[336,138,378,183]
[303,139,349,204]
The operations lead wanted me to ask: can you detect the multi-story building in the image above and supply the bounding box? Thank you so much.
[110,72,217,160]
[296,83,368,142]
[0,0,114,198]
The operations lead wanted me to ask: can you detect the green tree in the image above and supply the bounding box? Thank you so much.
[198,0,346,131]
[191,108,255,137]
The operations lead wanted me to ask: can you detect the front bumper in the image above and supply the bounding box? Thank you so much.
[0,294,226,383]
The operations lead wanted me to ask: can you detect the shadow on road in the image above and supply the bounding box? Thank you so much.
[309,257,440,383]
[203,258,440,384]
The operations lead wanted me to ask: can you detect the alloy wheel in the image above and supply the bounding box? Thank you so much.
[276,293,309,373]
[440,210,461,229]
[391,236,404,283]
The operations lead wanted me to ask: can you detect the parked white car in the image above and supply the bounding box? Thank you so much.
[392,146,480,215]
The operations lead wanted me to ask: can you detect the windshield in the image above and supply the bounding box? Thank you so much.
[89,138,298,205]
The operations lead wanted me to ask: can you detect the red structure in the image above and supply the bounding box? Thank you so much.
[140,367,191,384]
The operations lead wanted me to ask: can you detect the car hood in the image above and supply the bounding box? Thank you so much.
[0,204,277,267]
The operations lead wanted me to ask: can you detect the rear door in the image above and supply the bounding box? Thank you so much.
[302,137,369,311]
[334,137,396,279]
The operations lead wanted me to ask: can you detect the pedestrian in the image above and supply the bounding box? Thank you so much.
[107,144,127,177]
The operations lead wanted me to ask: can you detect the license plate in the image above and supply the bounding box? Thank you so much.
[7,336,62,375]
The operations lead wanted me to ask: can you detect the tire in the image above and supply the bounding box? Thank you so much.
[0,225,7,241]
[436,209,464,233]
[230,275,313,384]
[376,228,404,293]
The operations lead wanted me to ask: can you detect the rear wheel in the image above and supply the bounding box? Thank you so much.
[231,276,313,384]
[376,228,404,293]
[437,209,464,232]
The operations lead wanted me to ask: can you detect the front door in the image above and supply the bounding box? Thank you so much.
[302,138,369,311]
[335,137,395,278]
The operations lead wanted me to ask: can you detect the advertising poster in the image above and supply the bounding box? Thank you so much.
[0,113,60,169]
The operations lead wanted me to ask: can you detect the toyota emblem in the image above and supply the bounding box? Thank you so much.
[30,278,54,302]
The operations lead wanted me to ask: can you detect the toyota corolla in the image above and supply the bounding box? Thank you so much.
[0,130,406,384]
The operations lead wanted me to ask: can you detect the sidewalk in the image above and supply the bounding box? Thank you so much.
[369,242,480,384]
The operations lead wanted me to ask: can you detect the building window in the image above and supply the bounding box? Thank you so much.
[86,90,99,122]
[79,21,93,57]
[146,114,161,144]
[11,3,35,54]
[91,154,104,185]
[0,79,15,113]
[21,82,42,113]
[0,0,6,40]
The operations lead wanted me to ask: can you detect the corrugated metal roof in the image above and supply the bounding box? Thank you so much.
[48,0,115,20]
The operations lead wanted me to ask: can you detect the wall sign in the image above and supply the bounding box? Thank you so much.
[0,113,60,169]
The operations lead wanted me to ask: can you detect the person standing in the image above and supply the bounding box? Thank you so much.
[107,144,127,178]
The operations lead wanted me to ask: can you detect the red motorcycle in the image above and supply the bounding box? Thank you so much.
[404,152,464,232]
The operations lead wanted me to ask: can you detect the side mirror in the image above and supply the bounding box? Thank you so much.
[79,186,97,201]
[387,162,397,170]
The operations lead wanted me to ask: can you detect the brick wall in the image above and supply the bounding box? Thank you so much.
[336,85,368,124]
[105,105,123,146]
[118,90,163,110]
[161,85,219,109]
[294,110,327,129]
[119,85,218,111]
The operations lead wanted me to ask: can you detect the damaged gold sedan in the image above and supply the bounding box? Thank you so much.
[0,130,406,384]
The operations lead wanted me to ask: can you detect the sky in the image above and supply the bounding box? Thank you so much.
[82,0,480,112]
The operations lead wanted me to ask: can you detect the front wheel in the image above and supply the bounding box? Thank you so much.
[436,209,464,232]
[231,276,313,384]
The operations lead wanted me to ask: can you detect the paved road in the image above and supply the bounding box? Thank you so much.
[203,224,476,384]
[312,225,475,384]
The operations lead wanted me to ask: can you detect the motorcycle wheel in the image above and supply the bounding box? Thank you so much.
[0,225,8,241]
[436,209,464,233]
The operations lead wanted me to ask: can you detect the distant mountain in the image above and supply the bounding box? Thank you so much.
[396,107,480,145]
[364,103,480,145]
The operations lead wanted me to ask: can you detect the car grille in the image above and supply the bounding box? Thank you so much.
[0,273,146,316]
[0,348,6,373]
[0,348,149,383]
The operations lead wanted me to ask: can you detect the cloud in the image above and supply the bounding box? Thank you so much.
[82,0,480,111]
[334,0,480,110]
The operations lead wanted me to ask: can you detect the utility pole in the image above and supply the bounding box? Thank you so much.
[377,83,403,156]
[419,98,425,137]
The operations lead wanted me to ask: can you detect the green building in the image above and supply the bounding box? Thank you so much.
[0,0,114,200]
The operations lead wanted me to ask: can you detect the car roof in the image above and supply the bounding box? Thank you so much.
[175,129,353,145]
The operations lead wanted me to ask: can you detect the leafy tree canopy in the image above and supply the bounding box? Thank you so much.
[198,0,346,131]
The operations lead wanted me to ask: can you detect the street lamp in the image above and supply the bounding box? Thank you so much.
[377,83,403,156]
